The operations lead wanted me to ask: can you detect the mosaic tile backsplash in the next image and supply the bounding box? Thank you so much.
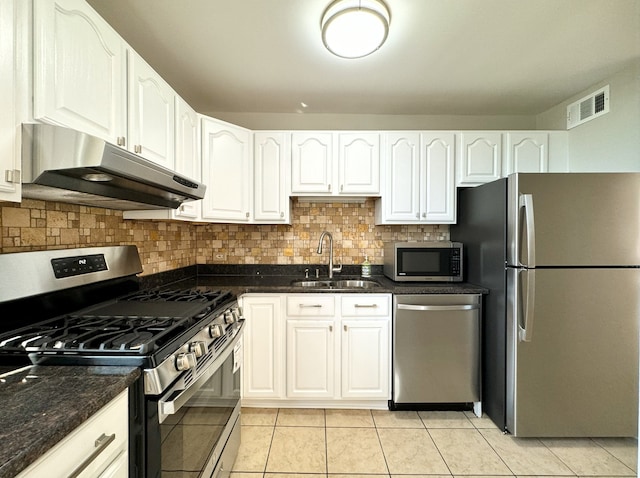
[0,198,449,275]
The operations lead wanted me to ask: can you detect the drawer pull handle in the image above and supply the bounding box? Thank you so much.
[354,304,378,308]
[68,433,116,478]
[299,304,323,308]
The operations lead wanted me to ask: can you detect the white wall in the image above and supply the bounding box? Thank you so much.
[207,112,536,131]
[537,61,640,172]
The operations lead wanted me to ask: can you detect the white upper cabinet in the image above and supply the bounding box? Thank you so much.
[291,132,380,196]
[421,133,456,222]
[0,0,21,203]
[291,132,333,194]
[128,51,175,170]
[338,133,380,194]
[173,97,201,219]
[457,132,502,186]
[377,132,421,221]
[254,132,291,223]
[33,0,127,144]
[201,116,252,223]
[376,132,455,224]
[504,132,549,175]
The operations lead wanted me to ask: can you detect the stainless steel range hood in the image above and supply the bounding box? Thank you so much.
[21,124,206,210]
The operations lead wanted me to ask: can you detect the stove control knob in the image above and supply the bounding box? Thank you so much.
[232,307,243,321]
[224,311,235,325]
[175,352,197,371]
[209,324,224,338]
[189,341,207,358]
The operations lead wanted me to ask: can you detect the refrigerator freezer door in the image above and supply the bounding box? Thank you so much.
[507,173,640,267]
[506,267,639,437]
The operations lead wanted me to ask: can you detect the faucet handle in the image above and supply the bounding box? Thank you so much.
[305,268,309,279]
[332,264,343,274]
[315,268,320,278]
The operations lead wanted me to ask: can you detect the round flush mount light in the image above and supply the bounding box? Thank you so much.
[321,0,390,59]
[82,173,113,182]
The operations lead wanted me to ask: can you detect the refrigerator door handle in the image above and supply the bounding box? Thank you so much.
[519,193,536,267]
[519,269,536,342]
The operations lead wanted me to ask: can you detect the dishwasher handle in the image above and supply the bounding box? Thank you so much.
[397,304,479,312]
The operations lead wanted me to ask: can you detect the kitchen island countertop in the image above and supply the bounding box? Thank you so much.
[0,365,140,478]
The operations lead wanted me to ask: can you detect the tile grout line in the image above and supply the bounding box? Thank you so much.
[420,415,455,477]
[261,408,280,475]
[372,409,393,477]
[473,426,519,477]
[589,437,638,475]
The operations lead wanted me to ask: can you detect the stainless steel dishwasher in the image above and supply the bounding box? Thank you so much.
[391,294,481,410]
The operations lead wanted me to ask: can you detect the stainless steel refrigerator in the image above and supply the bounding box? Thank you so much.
[451,173,639,437]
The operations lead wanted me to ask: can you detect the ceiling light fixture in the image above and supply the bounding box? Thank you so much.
[321,0,390,59]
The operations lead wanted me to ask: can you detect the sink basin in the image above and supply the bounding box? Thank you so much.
[291,280,332,288]
[332,280,380,289]
[290,279,381,290]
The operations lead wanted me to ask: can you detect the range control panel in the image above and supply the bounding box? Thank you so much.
[51,254,108,278]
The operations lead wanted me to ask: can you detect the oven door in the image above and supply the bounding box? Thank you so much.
[155,329,243,478]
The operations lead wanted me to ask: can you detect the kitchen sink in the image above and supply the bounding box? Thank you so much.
[290,279,381,290]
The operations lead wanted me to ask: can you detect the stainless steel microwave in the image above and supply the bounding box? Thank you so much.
[383,241,463,282]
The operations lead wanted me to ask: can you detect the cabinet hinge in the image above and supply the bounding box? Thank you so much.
[5,169,20,183]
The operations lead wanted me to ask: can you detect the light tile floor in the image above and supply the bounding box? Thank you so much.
[232,408,637,478]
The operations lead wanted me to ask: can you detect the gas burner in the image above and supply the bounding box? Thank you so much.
[125,288,231,304]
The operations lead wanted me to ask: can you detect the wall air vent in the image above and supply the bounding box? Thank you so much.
[566,85,609,129]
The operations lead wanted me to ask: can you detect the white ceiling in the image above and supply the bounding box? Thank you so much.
[86,0,640,117]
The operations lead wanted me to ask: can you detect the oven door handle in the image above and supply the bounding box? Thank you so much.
[159,322,244,418]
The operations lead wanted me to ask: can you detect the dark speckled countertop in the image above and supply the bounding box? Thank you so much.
[141,264,488,296]
[0,365,140,478]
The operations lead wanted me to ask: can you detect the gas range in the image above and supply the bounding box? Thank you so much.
[0,246,245,478]
[0,246,243,394]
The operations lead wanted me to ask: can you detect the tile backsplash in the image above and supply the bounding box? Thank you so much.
[0,198,449,275]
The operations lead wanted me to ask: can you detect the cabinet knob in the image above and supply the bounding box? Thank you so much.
[344,324,348,332]
[328,184,331,192]
[422,212,426,218]
[280,212,284,218]
[415,213,420,219]
[117,136,126,147]
[246,212,250,218]
[329,325,333,332]
[340,184,343,192]
[134,144,142,154]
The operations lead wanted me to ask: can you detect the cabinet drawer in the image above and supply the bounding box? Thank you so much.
[17,390,128,478]
[286,295,335,316]
[341,295,390,317]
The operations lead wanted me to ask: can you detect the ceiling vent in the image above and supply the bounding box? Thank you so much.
[566,85,609,129]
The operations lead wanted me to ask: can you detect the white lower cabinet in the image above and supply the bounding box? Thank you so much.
[287,319,337,398]
[242,293,390,407]
[17,390,128,478]
[241,295,285,399]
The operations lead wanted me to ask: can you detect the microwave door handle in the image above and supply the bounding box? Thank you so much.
[519,193,536,267]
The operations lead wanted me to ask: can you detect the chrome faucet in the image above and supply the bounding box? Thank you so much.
[317,231,342,279]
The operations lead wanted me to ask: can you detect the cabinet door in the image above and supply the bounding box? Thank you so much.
[505,132,549,175]
[128,51,175,169]
[174,97,201,220]
[291,133,333,194]
[338,133,380,194]
[242,296,285,399]
[421,133,456,223]
[201,117,252,222]
[341,319,390,399]
[458,132,502,186]
[254,132,290,223]
[33,0,126,144]
[0,0,20,202]
[286,320,336,398]
[381,132,421,221]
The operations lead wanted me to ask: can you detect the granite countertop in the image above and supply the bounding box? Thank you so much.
[0,365,140,478]
[160,274,488,296]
